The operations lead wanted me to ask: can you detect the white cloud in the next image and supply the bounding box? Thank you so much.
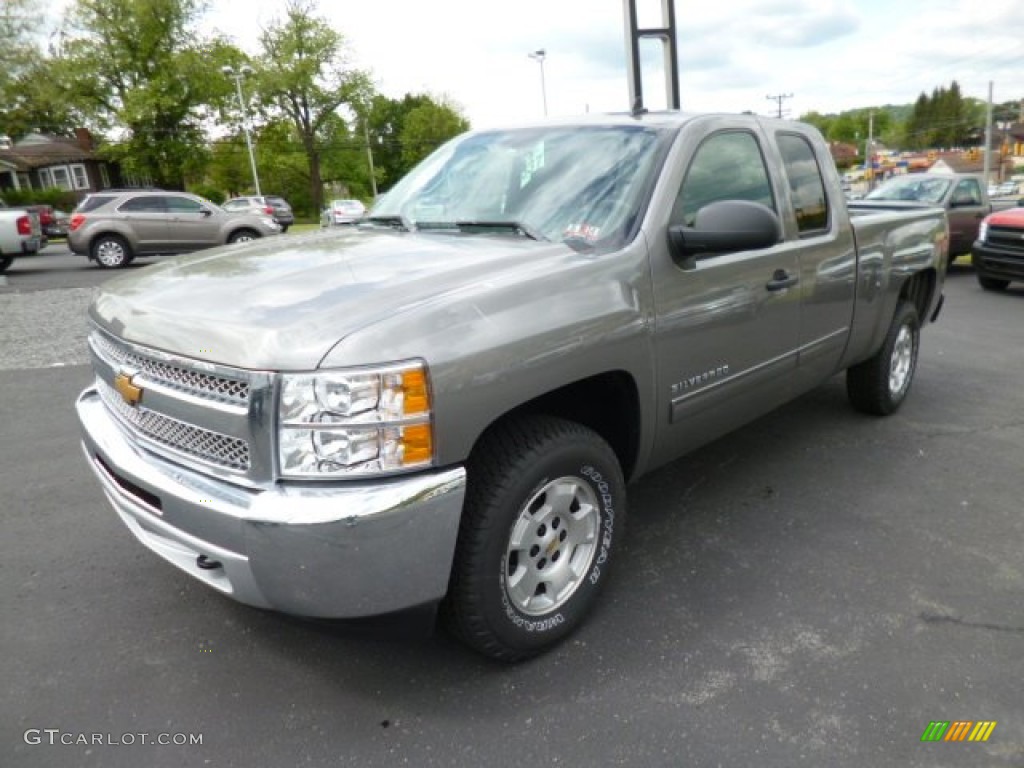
[50,0,1024,126]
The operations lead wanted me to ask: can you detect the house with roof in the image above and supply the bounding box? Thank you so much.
[0,130,127,201]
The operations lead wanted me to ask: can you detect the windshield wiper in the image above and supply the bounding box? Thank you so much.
[438,221,548,241]
[360,214,415,232]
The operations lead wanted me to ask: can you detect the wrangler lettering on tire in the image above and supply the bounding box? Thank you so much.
[442,415,626,662]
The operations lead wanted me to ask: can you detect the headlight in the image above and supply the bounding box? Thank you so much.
[978,220,989,243]
[277,362,433,478]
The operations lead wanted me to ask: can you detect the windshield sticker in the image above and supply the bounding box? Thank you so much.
[563,223,602,241]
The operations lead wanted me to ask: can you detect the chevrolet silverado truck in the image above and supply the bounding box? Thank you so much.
[0,199,43,272]
[76,113,948,661]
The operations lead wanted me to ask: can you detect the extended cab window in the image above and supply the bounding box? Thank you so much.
[777,133,829,234]
[672,131,774,227]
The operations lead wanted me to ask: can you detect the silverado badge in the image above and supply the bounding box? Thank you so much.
[113,372,143,406]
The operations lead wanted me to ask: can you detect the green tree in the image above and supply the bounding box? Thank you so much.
[0,0,81,139]
[55,0,242,188]
[366,93,469,193]
[399,97,470,170]
[257,0,373,212]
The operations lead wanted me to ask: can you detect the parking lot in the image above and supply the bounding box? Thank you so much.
[2,249,1023,767]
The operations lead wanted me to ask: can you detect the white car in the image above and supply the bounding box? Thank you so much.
[321,199,366,226]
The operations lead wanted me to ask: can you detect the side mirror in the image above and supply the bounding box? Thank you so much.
[668,200,781,261]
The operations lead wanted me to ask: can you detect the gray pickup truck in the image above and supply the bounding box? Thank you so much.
[76,113,948,660]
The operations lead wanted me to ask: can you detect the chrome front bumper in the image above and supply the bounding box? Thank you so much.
[76,386,466,618]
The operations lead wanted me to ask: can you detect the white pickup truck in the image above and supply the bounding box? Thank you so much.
[0,199,44,272]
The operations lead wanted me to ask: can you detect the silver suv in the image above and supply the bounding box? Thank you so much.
[223,195,295,232]
[69,190,281,268]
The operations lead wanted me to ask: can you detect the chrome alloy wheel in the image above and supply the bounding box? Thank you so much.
[888,324,914,396]
[504,476,600,616]
[95,239,127,267]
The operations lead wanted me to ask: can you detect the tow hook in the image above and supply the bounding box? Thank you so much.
[196,555,222,571]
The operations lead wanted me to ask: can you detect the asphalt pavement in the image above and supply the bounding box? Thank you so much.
[2,260,1023,767]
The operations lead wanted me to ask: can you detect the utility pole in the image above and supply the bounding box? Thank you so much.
[983,81,994,186]
[765,93,793,119]
[866,111,875,192]
[221,65,261,196]
[363,118,378,198]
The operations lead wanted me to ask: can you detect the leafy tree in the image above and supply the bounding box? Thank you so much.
[0,0,81,139]
[257,0,373,212]
[366,93,469,193]
[55,0,242,188]
[399,97,470,170]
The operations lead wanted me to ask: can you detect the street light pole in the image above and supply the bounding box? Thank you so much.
[221,64,261,196]
[527,49,548,116]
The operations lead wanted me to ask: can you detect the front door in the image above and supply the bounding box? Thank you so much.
[165,194,221,250]
[648,126,802,466]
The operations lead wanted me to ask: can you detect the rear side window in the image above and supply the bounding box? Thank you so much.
[76,195,117,213]
[777,133,829,234]
[118,196,166,212]
[672,131,775,227]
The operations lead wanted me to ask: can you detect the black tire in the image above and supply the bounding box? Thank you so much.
[847,301,920,416]
[442,415,626,662]
[91,234,133,269]
[279,224,290,233]
[977,274,1010,292]
[228,229,259,244]
[0,256,13,273]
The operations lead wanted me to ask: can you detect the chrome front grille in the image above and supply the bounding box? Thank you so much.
[98,378,251,471]
[91,331,250,405]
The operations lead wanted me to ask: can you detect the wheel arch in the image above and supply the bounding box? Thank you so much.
[87,230,132,259]
[897,268,938,324]
[464,371,643,483]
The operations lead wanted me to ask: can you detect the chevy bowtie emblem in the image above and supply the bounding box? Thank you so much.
[114,372,143,406]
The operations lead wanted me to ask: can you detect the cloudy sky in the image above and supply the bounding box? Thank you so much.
[53,0,1024,127]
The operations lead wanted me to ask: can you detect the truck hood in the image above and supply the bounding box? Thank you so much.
[90,228,573,370]
[986,206,1024,227]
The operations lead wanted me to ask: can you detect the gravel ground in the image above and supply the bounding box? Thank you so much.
[0,286,96,370]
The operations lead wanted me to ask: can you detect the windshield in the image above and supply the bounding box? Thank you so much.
[368,124,669,249]
[865,176,951,204]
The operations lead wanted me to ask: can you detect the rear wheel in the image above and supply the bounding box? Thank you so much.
[847,301,920,416]
[91,235,132,269]
[977,274,1010,291]
[442,415,626,662]
[0,256,13,273]
[228,229,259,244]
[279,224,290,233]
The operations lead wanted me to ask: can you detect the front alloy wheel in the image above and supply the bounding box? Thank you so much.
[443,415,626,662]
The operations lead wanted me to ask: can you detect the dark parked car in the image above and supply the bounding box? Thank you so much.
[68,190,281,268]
[223,195,295,232]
